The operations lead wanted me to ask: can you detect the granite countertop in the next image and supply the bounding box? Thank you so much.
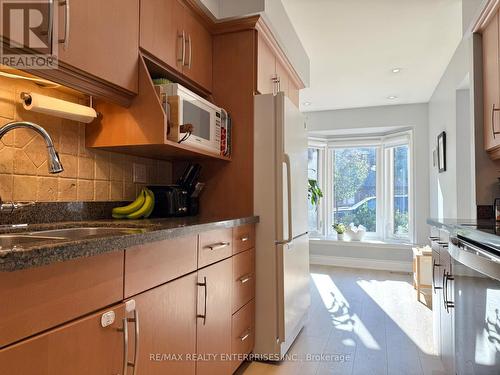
[0,216,259,272]
[427,218,500,251]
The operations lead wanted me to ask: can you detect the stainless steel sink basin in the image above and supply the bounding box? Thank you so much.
[0,235,67,249]
[30,227,146,240]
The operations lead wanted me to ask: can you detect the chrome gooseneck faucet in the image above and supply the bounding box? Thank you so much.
[0,121,64,174]
[0,121,63,212]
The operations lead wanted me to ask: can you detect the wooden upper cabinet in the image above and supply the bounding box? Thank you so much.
[276,59,289,97]
[140,0,184,72]
[140,0,213,92]
[257,33,276,95]
[257,30,302,107]
[0,303,128,375]
[483,11,500,154]
[57,0,139,93]
[183,8,213,91]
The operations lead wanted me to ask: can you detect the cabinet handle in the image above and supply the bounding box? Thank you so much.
[240,236,249,242]
[119,317,129,375]
[187,34,192,68]
[58,0,70,50]
[492,104,500,139]
[240,329,251,341]
[46,0,54,50]
[127,309,140,375]
[178,30,186,66]
[206,241,230,251]
[238,274,253,284]
[444,271,455,312]
[272,74,279,96]
[432,260,442,293]
[197,277,207,325]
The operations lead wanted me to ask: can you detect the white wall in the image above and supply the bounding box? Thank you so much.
[428,36,476,219]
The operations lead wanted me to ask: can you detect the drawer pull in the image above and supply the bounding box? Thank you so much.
[206,241,230,251]
[240,236,249,242]
[240,330,251,342]
[238,274,253,284]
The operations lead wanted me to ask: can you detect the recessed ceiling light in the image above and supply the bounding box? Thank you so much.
[387,95,398,100]
[391,68,402,73]
[303,102,311,106]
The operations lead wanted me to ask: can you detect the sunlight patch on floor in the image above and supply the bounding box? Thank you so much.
[311,272,380,350]
[356,277,435,355]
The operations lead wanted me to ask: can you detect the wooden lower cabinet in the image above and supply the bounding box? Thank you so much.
[133,272,197,375]
[197,258,233,375]
[0,303,129,375]
[231,300,255,372]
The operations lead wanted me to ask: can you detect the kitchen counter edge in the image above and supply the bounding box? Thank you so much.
[0,216,259,272]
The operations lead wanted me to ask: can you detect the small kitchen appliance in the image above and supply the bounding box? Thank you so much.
[148,163,203,217]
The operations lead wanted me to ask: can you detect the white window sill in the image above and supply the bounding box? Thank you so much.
[309,236,414,249]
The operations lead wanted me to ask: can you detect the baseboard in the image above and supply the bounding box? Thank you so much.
[310,254,412,273]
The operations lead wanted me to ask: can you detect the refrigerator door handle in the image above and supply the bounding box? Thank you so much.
[276,153,293,245]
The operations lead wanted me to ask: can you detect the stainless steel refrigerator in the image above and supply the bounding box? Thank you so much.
[253,92,311,358]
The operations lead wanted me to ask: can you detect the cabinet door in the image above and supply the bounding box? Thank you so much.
[183,8,213,92]
[197,258,232,375]
[257,33,276,94]
[140,0,184,72]
[0,303,128,375]
[276,59,289,97]
[57,0,139,92]
[133,273,197,375]
[483,12,500,151]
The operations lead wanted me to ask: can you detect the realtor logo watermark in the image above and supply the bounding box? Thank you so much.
[0,0,58,69]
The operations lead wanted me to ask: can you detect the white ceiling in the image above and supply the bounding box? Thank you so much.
[281,0,463,112]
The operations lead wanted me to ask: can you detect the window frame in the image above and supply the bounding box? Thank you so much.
[307,141,327,236]
[308,130,414,244]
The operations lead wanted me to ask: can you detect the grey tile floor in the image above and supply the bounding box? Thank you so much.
[237,265,445,375]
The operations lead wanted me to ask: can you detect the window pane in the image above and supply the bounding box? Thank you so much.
[393,145,409,237]
[308,149,320,233]
[333,147,377,232]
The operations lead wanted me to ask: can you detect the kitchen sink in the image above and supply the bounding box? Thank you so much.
[29,227,146,240]
[0,235,67,249]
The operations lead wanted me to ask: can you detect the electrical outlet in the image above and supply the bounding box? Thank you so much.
[133,163,147,184]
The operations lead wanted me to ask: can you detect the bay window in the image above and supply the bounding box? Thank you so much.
[308,131,413,243]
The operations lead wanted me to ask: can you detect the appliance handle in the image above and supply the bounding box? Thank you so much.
[276,154,293,245]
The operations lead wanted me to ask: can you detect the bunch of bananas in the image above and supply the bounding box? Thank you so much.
[112,188,155,219]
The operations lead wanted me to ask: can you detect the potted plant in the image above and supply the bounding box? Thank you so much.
[333,223,346,240]
[308,178,323,207]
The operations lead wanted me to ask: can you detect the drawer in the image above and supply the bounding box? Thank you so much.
[231,300,255,372]
[125,235,197,298]
[233,224,255,254]
[198,228,233,268]
[232,248,255,314]
[0,251,124,348]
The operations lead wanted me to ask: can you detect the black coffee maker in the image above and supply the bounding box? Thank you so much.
[148,164,204,217]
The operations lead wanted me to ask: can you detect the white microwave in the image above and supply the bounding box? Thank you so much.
[165,83,225,155]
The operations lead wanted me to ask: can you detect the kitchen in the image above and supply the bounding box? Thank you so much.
[0,0,499,374]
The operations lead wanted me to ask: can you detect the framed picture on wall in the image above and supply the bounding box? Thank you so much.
[437,131,446,173]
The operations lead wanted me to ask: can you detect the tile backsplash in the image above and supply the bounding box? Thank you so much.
[0,76,172,202]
